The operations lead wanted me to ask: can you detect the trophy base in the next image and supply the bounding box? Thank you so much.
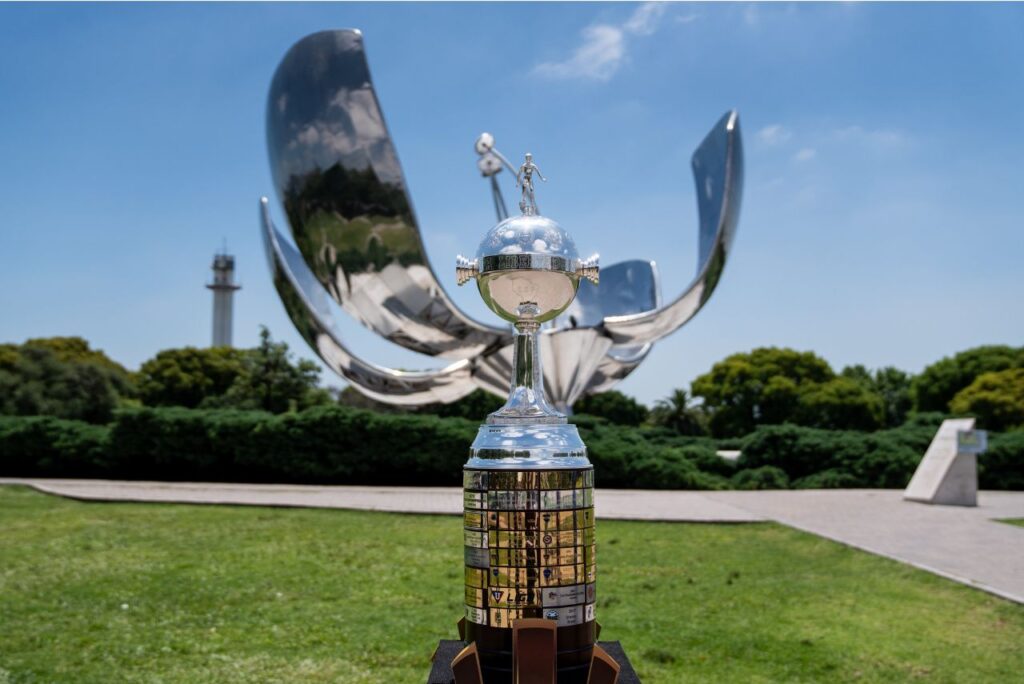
[468,621,595,683]
[426,639,641,684]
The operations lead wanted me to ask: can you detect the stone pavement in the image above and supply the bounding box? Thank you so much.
[704,489,1024,604]
[0,478,764,522]
[3,479,1023,604]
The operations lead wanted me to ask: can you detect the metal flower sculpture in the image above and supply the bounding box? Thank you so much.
[260,30,743,411]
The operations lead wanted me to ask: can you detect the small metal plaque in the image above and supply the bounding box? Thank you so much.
[487,607,539,628]
[538,564,584,587]
[490,549,530,567]
[464,470,488,491]
[544,604,583,627]
[958,429,988,454]
[466,587,486,607]
[466,605,487,625]
[465,567,487,588]
[464,546,490,568]
[464,512,485,530]
[539,546,582,566]
[541,583,590,607]
[464,530,488,549]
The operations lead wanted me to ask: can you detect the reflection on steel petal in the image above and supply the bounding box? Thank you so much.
[557,260,659,330]
[553,259,660,398]
[601,110,742,346]
[540,328,613,413]
[260,30,743,409]
[261,198,478,405]
[265,30,509,361]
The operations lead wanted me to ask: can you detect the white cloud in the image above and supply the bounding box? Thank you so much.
[675,13,700,25]
[794,147,817,162]
[534,25,626,82]
[534,2,673,82]
[835,125,908,148]
[624,2,668,36]
[758,124,792,146]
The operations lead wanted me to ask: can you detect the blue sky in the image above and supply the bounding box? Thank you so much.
[1,2,1022,406]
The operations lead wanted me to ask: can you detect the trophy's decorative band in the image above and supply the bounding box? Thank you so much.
[463,468,596,630]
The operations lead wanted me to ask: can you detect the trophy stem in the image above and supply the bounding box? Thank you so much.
[488,321,563,425]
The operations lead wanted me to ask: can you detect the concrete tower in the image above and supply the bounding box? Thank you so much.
[207,251,241,347]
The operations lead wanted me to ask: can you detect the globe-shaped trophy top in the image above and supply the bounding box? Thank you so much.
[473,213,582,324]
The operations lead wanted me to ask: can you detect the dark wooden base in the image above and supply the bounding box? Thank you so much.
[427,640,641,684]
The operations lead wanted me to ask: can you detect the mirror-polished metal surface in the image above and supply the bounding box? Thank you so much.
[265,30,508,361]
[601,110,743,346]
[555,259,662,400]
[457,180,599,425]
[260,198,479,405]
[260,30,743,410]
[468,212,594,325]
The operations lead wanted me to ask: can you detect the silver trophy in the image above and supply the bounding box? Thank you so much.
[259,30,743,413]
[458,160,600,683]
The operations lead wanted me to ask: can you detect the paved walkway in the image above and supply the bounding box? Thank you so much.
[3,479,1023,604]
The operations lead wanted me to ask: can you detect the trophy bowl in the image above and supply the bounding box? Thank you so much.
[475,214,583,324]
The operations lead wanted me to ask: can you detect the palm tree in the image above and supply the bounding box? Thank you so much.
[652,388,707,436]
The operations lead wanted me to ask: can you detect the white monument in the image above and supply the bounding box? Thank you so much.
[207,251,240,347]
[904,418,987,507]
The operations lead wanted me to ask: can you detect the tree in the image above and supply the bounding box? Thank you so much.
[573,390,649,426]
[22,336,130,375]
[841,364,913,428]
[0,342,131,423]
[913,345,1024,412]
[650,389,707,436]
[949,368,1024,432]
[214,327,329,413]
[691,347,834,437]
[797,377,883,431]
[137,347,248,408]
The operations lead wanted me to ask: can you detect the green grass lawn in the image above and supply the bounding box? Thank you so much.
[999,518,1024,528]
[1,486,1022,683]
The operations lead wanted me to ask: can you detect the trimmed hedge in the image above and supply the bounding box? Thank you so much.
[0,415,109,477]
[736,424,923,488]
[1,407,1021,490]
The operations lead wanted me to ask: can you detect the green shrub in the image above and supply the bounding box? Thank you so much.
[1,406,1021,491]
[738,424,920,488]
[980,431,1024,490]
[731,466,790,490]
[0,415,109,476]
[108,407,270,481]
[626,448,728,490]
[104,406,477,485]
[675,444,738,478]
[793,469,861,489]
